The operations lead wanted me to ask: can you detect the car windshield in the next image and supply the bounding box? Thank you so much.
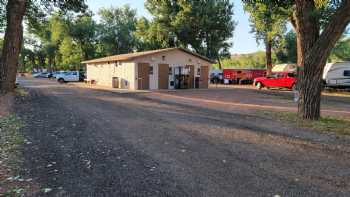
[267,74,278,78]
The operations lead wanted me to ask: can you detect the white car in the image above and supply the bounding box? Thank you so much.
[56,71,84,83]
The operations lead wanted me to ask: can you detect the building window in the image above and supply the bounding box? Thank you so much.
[344,70,350,76]
[197,68,201,76]
[168,67,172,75]
[162,56,166,61]
[149,66,153,75]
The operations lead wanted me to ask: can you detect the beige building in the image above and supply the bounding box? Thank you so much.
[82,48,214,90]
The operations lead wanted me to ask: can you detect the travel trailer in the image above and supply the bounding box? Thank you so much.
[323,62,350,88]
[272,64,297,72]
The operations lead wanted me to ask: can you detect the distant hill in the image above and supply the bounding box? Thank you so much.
[215,51,268,69]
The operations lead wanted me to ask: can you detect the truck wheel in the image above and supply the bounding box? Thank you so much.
[256,82,263,90]
[58,78,65,84]
[292,84,297,91]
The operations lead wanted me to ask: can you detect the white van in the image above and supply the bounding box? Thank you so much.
[323,62,350,88]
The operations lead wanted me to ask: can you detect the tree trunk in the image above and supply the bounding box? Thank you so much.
[295,0,350,120]
[0,0,27,94]
[217,56,222,70]
[265,39,273,74]
[290,13,302,66]
[48,56,53,73]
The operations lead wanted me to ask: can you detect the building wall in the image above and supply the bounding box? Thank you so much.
[86,49,212,90]
[134,50,212,89]
[86,62,137,90]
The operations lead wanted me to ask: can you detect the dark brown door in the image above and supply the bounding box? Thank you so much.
[138,63,150,90]
[187,65,194,88]
[199,66,209,89]
[158,64,169,89]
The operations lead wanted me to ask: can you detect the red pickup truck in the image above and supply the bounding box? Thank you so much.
[254,72,297,90]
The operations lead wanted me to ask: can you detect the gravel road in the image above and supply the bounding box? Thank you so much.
[15,78,350,197]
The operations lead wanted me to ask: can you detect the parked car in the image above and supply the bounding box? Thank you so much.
[33,72,51,78]
[254,72,297,90]
[210,69,223,84]
[323,62,350,88]
[56,71,85,83]
[52,71,67,79]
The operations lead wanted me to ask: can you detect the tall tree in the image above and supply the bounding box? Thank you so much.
[0,0,26,93]
[145,0,236,68]
[0,0,86,94]
[243,2,288,74]
[243,0,350,120]
[98,5,137,56]
[275,30,297,64]
[134,17,169,50]
[69,14,97,60]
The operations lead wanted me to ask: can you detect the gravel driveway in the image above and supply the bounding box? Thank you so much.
[15,78,350,196]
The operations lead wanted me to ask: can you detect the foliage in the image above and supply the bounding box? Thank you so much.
[0,115,24,170]
[214,51,274,69]
[243,1,289,72]
[329,37,350,62]
[275,30,297,64]
[69,14,97,60]
[0,0,5,32]
[98,5,137,56]
[243,2,288,46]
[134,17,168,50]
[145,0,236,61]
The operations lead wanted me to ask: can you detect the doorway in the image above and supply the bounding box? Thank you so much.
[174,67,190,89]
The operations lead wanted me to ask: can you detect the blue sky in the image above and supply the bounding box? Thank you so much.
[86,0,264,54]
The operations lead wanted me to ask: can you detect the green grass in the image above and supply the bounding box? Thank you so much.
[15,87,29,97]
[260,111,350,136]
[0,115,24,169]
[0,115,26,196]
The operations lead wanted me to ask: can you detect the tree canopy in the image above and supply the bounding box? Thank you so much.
[145,0,236,65]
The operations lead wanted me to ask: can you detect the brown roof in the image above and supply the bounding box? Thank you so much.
[81,48,215,64]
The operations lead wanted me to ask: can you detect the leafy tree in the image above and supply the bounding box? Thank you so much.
[134,17,168,50]
[145,0,236,68]
[243,2,288,73]
[0,0,87,93]
[98,5,137,56]
[275,30,297,64]
[69,13,97,60]
[59,36,82,70]
[243,0,350,120]
[216,52,267,69]
[329,37,350,62]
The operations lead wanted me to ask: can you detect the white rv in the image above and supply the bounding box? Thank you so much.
[323,62,350,88]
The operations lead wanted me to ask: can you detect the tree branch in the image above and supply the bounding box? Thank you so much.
[307,0,350,64]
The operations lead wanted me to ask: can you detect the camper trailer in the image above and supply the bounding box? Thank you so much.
[323,62,350,88]
[272,64,297,72]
